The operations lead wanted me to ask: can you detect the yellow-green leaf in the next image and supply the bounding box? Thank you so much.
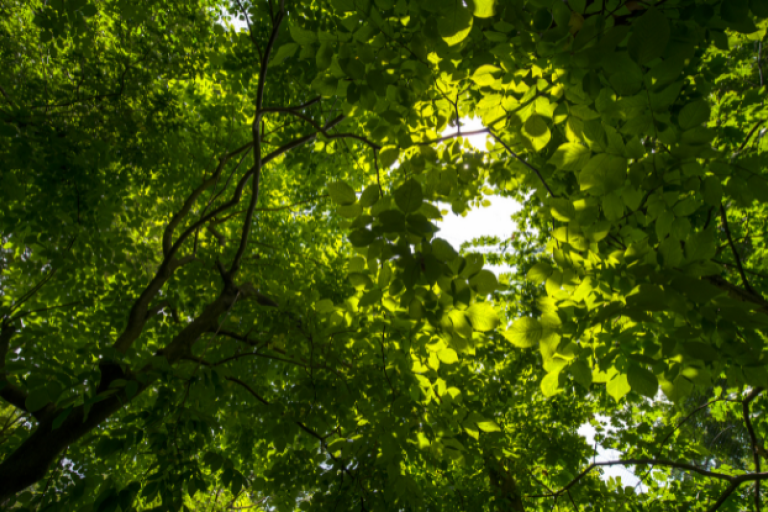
[466,302,499,332]
[438,4,473,46]
[523,115,551,152]
[503,317,543,348]
[438,348,459,364]
[548,143,590,171]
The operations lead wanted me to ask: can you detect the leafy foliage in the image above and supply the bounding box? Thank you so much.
[2,0,768,511]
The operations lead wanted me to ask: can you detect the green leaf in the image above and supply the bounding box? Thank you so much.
[476,419,501,432]
[203,451,224,472]
[432,238,458,262]
[722,0,757,32]
[659,237,683,267]
[316,43,334,70]
[359,288,383,307]
[627,364,658,398]
[409,297,424,319]
[328,181,357,205]
[579,154,627,195]
[522,116,551,152]
[527,262,552,284]
[316,299,335,313]
[685,229,716,261]
[470,0,496,18]
[678,100,710,130]
[503,317,543,348]
[449,310,473,339]
[751,0,768,17]
[748,176,768,202]
[25,389,49,412]
[338,203,362,218]
[330,0,356,11]
[569,361,592,389]
[438,4,473,46]
[379,146,400,168]
[656,210,674,239]
[625,284,666,311]
[272,43,299,66]
[549,198,576,222]
[80,4,98,16]
[471,65,501,86]
[548,143,590,171]
[359,185,380,207]
[348,228,376,247]
[672,197,700,217]
[661,374,694,403]
[606,373,630,402]
[311,75,339,96]
[289,25,318,45]
[394,179,423,213]
[541,371,562,397]
[602,192,624,221]
[52,407,72,430]
[743,365,768,387]
[437,348,459,364]
[466,302,499,332]
[378,209,405,232]
[469,269,498,295]
[628,7,670,64]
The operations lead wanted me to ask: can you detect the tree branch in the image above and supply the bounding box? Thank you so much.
[231,8,290,278]
[0,322,33,417]
[488,128,558,197]
[260,96,321,113]
[743,387,764,512]
[113,118,342,357]
[163,140,253,257]
[707,275,768,315]
[258,107,381,150]
[416,128,490,146]
[0,84,17,109]
[713,259,768,279]
[526,458,737,499]
[233,0,263,61]
[720,203,757,296]
[736,120,766,154]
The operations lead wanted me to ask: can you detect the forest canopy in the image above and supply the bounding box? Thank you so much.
[2,0,768,510]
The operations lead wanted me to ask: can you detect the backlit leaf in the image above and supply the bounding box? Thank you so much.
[438,4,473,46]
[503,318,543,348]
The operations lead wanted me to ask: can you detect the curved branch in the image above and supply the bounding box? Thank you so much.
[233,0,263,61]
[720,203,757,296]
[0,322,34,417]
[488,128,558,197]
[229,4,287,277]
[258,107,381,150]
[417,128,490,146]
[260,96,321,113]
[114,119,342,356]
[736,120,766,154]
[526,458,736,499]
[163,140,253,257]
[743,387,764,512]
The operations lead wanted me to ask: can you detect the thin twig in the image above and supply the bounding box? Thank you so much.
[11,300,85,321]
[373,149,383,196]
[417,128,490,146]
[720,203,757,296]
[0,84,17,108]
[736,120,766,154]
[233,0,263,61]
[713,259,768,279]
[743,388,764,512]
[488,128,558,197]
